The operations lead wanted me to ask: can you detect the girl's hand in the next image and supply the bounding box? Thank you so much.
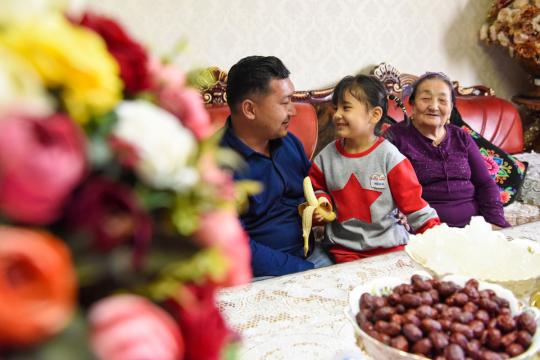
[313,211,326,225]
[313,200,334,225]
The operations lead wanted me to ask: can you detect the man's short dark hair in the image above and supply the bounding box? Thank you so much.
[226,56,290,113]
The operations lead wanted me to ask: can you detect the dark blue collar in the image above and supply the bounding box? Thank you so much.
[222,117,283,158]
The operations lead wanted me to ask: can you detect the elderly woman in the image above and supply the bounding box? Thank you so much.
[386,72,510,228]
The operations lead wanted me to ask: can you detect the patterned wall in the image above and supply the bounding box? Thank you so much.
[89,0,530,100]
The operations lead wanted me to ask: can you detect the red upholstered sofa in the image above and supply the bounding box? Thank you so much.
[202,63,524,158]
[374,63,524,154]
[201,63,540,225]
[203,101,319,159]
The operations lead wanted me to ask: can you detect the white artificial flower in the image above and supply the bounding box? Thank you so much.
[532,14,540,33]
[489,25,498,41]
[497,7,512,23]
[497,32,511,47]
[513,31,529,44]
[479,24,489,41]
[0,47,54,119]
[114,100,198,191]
[512,0,529,9]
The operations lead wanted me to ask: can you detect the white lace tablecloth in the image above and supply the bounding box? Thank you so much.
[515,152,540,206]
[217,222,540,360]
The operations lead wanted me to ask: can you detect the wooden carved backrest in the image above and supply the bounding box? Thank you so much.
[371,62,495,122]
[199,63,523,155]
[371,63,523,153]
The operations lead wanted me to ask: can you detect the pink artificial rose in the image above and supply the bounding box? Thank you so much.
[195,210,252,286]
[0,114,86,224]
[159,88,213,140]
[65,177,152,268]
[89,295,184,360]
[167,282,231,360]
[147,58,213,139]
[147,56,186,90]
[482,155,500,176]
[198,154,235,201]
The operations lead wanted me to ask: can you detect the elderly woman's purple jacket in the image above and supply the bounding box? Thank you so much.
[387,121,510,228]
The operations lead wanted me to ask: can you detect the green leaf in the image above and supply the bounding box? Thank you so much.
[136,185,175,210]
[11,310,94,360]
[222,341,241,360]
[187,67,218,90]
[215,147,246,170]
[147,248,228,300]
[87,135,113,167]
[171,192,201,236]
[234,180,263,214]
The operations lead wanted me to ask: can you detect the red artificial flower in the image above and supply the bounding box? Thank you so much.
[0,226,77,347]
[89,295,184,360]
[108,135,141,169]
[194,210,252,286]
[0,114,86,224]
[500,190,511,204]
[167,282,231,360]
[77,12,151,96]
[65,176,152,268]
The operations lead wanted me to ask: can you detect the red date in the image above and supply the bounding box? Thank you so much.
[355,275,537,360]
[403,323,423,342]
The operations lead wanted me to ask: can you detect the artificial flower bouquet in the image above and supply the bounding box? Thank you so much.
[480,0,540,64]
[0,1,254,359]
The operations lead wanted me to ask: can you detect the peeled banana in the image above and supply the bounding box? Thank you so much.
[299,177,336,256]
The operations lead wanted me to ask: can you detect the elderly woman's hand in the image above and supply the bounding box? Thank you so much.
[396,211,411,232]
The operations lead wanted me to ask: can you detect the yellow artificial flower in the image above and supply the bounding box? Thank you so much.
[0,13,122,124]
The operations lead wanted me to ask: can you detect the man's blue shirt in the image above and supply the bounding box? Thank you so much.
[220,118,314,276]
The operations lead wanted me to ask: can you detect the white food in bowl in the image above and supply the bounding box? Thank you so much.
[405,217,540,282]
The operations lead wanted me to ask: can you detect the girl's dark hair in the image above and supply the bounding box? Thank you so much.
[332,74,393,136]
[226,56,290,113]
[408,72,456,106]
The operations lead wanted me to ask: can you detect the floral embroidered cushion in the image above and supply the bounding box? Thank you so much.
[451,108,528,206]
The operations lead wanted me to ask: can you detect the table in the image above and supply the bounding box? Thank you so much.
[217,222,540,360]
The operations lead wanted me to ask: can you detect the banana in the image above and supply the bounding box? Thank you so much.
[299,177,336,256]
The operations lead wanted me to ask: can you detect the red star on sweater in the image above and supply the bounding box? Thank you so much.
[331,174,382,223]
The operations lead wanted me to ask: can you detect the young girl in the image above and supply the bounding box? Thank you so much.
[309,75,440,263]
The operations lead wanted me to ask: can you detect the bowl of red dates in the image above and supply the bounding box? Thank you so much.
[347,273,540,360]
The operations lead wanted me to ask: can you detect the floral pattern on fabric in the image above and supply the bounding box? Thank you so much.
[479,148,512,185]
[457,124,527,206]
[500,186,516,204]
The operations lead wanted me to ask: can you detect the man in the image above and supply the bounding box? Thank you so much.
[221,56,332,277]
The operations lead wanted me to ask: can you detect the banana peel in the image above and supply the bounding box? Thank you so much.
[298,177,336,256]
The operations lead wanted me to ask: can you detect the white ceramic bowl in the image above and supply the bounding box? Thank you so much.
[346,274,540,360]
[404,220,540,301]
